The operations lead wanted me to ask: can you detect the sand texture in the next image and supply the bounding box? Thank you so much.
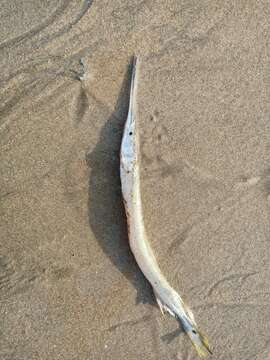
[1,1,270,359]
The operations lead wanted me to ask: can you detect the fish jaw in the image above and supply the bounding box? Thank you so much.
[120,56,138,174]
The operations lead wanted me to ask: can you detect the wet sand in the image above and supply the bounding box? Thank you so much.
[1,1,270,359]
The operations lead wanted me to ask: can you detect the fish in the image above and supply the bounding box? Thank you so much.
[120,56,212,358]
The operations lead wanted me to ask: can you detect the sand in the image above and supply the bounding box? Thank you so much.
[1,1,270,359]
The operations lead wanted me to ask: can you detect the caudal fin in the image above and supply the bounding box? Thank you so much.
[153,290,212,357]
[185,324,213,358]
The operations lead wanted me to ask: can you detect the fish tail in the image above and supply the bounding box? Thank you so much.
[190,328,212,358]
[154,291,212,357]
[180,316,212,358]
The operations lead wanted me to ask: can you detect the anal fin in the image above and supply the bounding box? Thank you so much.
[153,289,176,318]
[156,296,165,316]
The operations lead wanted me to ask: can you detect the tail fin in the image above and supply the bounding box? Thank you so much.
[175,296,212,357]
[184,322,213,358]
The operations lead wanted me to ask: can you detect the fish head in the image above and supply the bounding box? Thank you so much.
[120,55,138,173]
[120,115,136,172]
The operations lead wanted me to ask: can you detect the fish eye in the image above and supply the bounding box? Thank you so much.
[129,132,133,135]
[192,330,197,334]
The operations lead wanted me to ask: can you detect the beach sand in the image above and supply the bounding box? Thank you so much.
[1,1,270,359]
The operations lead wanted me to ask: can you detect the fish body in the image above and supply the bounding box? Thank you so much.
[120,57,212,357]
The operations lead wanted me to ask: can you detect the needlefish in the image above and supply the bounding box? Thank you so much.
[120,57,212,357]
